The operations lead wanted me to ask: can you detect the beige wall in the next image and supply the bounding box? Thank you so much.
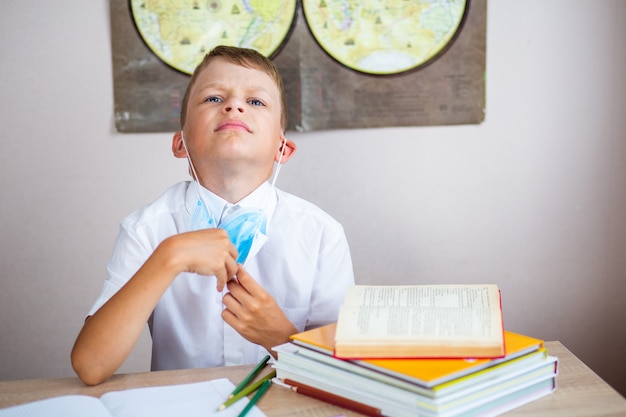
[1,0,625,396]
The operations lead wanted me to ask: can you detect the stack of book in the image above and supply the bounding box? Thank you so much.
[272,285,558,417]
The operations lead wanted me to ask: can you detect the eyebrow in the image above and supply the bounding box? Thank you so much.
[196,82,275,97]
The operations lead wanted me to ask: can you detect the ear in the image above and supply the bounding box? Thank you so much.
[172,131,188,159]
[274,135,297,164]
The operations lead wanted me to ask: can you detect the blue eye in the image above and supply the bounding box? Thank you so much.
[248,98,265,107]
[204,96,222,103]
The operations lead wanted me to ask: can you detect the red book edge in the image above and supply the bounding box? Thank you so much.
[283,378,383,417]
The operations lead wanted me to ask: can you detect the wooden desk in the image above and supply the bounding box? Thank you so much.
[1,342,624,416]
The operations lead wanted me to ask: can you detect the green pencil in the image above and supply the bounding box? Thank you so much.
[229,355,270,399]
[217,369,276,411]
[237,379,272,417]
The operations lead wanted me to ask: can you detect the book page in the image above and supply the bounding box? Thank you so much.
[0,380,267,417]
[101,378,266,417]
[0,395,112,417]
[338,285,501,342]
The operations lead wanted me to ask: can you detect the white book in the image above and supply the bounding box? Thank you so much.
[0,378,266,417]
[335,284,505,359]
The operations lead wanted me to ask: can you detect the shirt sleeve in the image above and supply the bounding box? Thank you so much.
[87,223,152,316]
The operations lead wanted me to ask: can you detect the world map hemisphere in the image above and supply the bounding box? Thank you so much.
[130,0,298,75]
[130,0,467,76]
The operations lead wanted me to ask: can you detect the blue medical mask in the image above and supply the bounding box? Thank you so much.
[189,199,267,265]
[182,132,286,265]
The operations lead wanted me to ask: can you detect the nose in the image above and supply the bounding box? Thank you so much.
[223,97,245,114]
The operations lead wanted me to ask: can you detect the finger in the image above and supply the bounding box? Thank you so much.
[197,228,238,261]
[221,306,237,325]
[221,304,250,337]
[233,265,261,294]
[225,272,268,323]
[209,230,238,291]
[225,256,238,279]
[215,273,228,292]
[212,228,239,259]
[225,276,250,303]
[222,289,253,333]
[225,237,239,261]
[216,263,238,293]
[222,291,240,313]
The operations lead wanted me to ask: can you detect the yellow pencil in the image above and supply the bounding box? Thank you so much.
[217,369,276,411]
[228,355,270,399]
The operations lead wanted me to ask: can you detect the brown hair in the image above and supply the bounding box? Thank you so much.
[180,45,287,130]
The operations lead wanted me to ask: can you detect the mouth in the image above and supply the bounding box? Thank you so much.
[215,119,252,133]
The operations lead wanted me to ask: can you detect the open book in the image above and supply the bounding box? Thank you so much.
[0,379,266,417]
[334,284,505,359]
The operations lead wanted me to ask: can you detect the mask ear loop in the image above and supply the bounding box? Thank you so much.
[254,136,287,237]
[181,131,216,226]
[181,131,201,185]
[262,136,287,208]
[270,136,287,188]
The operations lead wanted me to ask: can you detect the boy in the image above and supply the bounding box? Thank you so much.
[71,46,354,385]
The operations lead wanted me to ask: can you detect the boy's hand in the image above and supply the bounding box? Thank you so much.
[164,229,239,291]
[222,265,297,353]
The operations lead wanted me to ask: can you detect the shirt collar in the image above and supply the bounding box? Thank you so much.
[185,181,278,225]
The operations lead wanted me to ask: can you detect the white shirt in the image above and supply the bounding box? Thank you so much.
[88,181,354,371]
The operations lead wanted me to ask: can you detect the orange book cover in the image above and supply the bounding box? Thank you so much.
[290,323,544,387]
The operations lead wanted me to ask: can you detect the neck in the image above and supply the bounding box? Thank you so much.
[197,172,270,204]
[186,154,275,204]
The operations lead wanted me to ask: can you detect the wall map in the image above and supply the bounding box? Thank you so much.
[110,0,486,132]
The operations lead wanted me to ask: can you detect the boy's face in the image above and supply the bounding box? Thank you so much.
[181,57,284,179]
